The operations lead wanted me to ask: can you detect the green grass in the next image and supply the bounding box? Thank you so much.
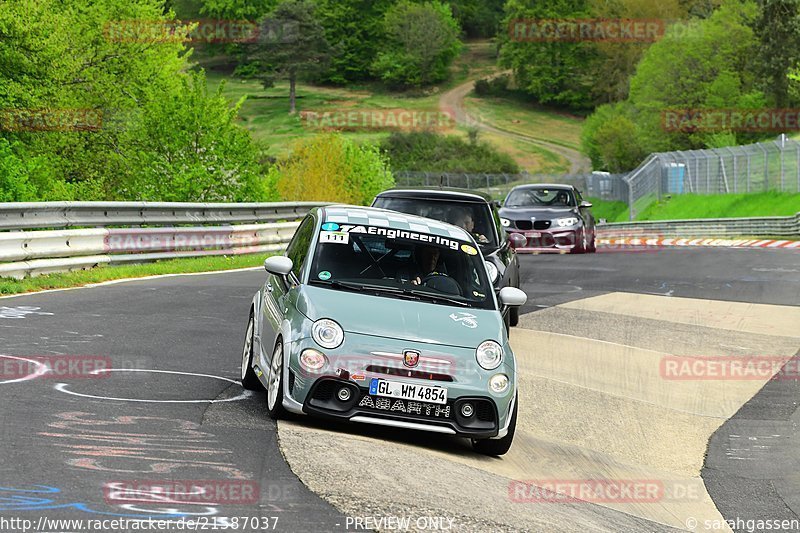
[586,198,629,222]
[0,254,268,296]
[635,192,800,221]
[463,95,585,151]
[202,41,500,158]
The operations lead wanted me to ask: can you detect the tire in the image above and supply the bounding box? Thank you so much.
[241,313,263,391]
[587,231,597,253]
[571,229,588,254]
[472,395,517,456]
[509,306,519,327]
[266,339,287,420]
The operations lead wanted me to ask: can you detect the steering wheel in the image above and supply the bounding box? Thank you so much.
[420,273,463,296]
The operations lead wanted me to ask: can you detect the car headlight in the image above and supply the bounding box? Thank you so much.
[312,319,344,349]
[500,218,511,228]
[489,373,510,393]
[485,262,499,282]
[556,217,580,227]
[300,349,328,372]
[476,340,503,370]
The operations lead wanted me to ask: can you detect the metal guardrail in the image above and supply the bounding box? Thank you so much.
[0,201,324,231]
[597,212,800,238]
[0,202,326,279]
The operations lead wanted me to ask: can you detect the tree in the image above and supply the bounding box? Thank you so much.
[581,1,767,170]
[751,0,800,107]
[249,0,334,114]
[314,0,395,84]
[199,0,276,19]
[0,0,268,201]
[371,1,462,88]
[449,0,505,38]
[115,71,267,202]
[498,0,597,109]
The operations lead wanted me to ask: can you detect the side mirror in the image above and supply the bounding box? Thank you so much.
[508,233,527,250]
[493,200,502,209]
[264,256,293,276]
[580,201,593,208]
[499,287,527,308]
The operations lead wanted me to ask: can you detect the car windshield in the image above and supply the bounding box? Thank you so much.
[505,188,575,208]
[371,197,498,248]
[309,224,494,310]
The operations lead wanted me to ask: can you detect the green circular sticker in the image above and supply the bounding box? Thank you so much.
[318,271,332,281]
[461,244,478,256]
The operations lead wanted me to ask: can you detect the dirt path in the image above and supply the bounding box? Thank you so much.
[440,76,592,174]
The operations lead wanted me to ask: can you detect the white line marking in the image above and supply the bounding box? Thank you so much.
[0,267,263,301]
[54,369,253,403]
[0,354,49,384]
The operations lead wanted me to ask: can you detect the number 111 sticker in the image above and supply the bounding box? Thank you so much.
[319,231,349,244]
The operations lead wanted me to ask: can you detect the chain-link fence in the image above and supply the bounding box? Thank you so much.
[625,136,800,219]
[393,171,629,202]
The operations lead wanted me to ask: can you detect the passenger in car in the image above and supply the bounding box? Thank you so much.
[449,208,488,244]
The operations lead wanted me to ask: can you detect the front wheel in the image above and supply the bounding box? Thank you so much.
[472,395,517,456]
[571,229,588,254]
[266,340,287,420]
[241,313,263,391]
[587,230,597,253]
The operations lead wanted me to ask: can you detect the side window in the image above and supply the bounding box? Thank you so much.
[491,205,505,244]
[574,189,584,205]
[285,215,315,281]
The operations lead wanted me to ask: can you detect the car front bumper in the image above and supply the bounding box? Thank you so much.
[282,336,516,439]
[506,229,579,253]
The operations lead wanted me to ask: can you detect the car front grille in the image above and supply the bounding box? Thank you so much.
[515,220,532,230]
[533,220,551,230]
[365,365,454,382]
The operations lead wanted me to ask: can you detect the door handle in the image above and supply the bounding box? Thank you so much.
[266,282,274,292]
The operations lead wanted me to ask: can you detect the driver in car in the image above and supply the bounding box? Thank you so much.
[449,208,489,244]
[410,246,442,286]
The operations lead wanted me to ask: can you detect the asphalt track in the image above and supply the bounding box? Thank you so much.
[0,246,797,532]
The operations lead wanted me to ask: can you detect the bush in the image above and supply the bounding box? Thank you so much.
[381,131,520,173]
[268,133,394,205]
[112,71,268,202]
[474,75,511,97]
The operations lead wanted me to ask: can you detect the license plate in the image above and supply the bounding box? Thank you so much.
[528,231,542,238]
[369,379,447,405]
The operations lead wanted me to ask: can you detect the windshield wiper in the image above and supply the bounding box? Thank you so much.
[311,279,421,300]
[404,289,470,307]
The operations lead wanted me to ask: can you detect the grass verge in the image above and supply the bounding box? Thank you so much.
[0,254,269,296]
[636,192,800,221]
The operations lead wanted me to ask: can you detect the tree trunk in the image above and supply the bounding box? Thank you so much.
[289,72,297,115]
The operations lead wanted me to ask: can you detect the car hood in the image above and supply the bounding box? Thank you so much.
[500,206,577,220]
[295,285,504,349]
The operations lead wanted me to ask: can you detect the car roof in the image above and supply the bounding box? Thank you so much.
[510,183,576,191]
[320,205,473,242]
[374,187,493,204]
